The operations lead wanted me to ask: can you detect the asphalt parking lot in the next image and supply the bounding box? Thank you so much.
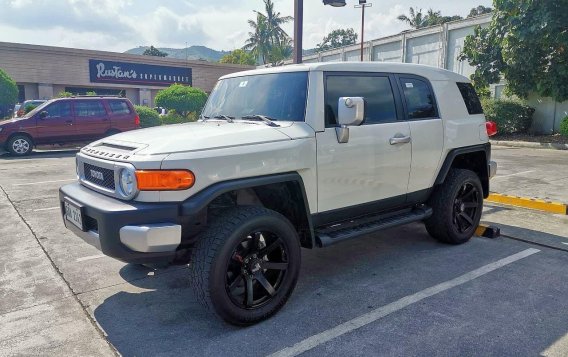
[1,147,568,357]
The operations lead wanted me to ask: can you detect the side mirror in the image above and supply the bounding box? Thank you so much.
[335,97,365,143]
[337,97,364,126]
[39,111,48,119]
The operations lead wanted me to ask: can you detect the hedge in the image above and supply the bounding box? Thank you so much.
[560,115,568,137]
[481,98,535,134]
[134,105,161,128]
[160,110,198,125]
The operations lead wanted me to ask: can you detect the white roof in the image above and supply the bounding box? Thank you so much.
[220,62,470,82]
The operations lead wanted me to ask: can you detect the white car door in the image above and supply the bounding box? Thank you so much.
[316,73,412,215]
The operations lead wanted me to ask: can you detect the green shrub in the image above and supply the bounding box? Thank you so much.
[481,98,535,134]
[560,115,568,137]
[161,109,188,125]
[134,105,161,128]
[155,84,208,115]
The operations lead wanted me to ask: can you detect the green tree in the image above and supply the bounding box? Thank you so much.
[243,0,293,65]
[85,90,97,96]
[143,46,168,57]
[467,5,493,18]
[459,0,568,102]
[134,105,161,128]
[154,84,208,115]
[219,49,257,65]
[316,28,358,52]
[58,91,73,98]
[0,68,18,112]
[398,8,463,29]
[397,7,428,29]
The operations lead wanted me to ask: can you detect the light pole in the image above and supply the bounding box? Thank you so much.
[293,0,347,64]
[354,0,372,61]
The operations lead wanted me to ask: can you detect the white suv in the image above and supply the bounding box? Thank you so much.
[60,62,497,325]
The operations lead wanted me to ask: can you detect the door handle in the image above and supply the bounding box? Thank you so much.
[389,135,411,145]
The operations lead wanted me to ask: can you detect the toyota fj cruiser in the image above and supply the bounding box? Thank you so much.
[60,62,497,325]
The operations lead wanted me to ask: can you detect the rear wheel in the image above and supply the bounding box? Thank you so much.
[7,135,33,156]
[425,169,483,244]
[189,206,301,325]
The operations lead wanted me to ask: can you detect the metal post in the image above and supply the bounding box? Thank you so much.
[355,2,372,62]
[294,0,304,64]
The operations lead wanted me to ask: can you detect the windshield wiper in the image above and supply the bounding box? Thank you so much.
[241,114,280,127]
[202,115,235,123]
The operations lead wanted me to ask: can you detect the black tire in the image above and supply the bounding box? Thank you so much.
[425,169,483,244]
[7,135,33,156]
[189,206,301,325]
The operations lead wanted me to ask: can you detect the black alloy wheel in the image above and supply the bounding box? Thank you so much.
[425,169,484,244]
[452,182,480,234]
[226,230,289,309]
[189,206,301,325]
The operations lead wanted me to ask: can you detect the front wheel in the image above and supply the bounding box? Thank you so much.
[425,169,483,244]
[189,206,301,325]
[7,135,33,156]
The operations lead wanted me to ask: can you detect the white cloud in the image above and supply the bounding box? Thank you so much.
[0,0,493,52]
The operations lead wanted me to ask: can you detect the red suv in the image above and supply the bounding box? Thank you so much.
[0,97,140,156]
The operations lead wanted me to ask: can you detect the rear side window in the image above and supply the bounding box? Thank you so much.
[399,77,438,119]
[109,100,132,114]
[456,82,483,115]
[45,102,71,118]
[325,75,397,127]
[75,101,106,117]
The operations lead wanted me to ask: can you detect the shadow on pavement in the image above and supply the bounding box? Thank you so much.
[90,223,568,356]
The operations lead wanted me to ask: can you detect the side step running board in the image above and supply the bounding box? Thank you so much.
[316,206,433,247]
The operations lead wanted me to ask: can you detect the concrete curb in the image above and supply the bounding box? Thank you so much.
[491,140,568,150]
[486,193,568,215]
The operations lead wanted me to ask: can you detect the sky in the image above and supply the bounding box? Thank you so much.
[0,0,493,53]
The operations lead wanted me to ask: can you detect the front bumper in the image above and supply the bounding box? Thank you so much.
[59,183,185,264]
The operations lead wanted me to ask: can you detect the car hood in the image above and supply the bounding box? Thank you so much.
[0,117,26,126]
[93,121,313,156]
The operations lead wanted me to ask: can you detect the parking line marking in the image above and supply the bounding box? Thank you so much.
[13,179,75,186]
[76,254,106,262]
[33,206,60,212]
[562,243,568,246]
[492,170,535,179]
[268,248,540,357]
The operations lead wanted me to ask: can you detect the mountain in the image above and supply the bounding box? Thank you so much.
[124,46,231,62]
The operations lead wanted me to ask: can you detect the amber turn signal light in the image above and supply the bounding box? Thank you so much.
[135,170,195,191]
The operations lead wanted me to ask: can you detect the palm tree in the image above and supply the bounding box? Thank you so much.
[244,0,293,65]
[397,7,428,29]
[260,0,293,46]
[243,13,271,64]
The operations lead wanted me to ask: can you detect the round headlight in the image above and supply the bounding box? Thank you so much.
[119,168,137,198]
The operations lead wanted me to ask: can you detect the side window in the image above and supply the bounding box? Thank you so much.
[456,82,483,115]
[75,101,106,117]
[45,102,71,118]
[399,78,437,119]
[109,100,131,114]
[325,75,397,127]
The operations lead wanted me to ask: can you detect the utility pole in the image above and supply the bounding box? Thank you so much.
[355,0,372,61]
[293,0,304,64]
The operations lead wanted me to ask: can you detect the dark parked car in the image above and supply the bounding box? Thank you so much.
[0,97,140,156]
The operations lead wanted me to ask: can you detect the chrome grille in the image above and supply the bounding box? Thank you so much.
[83,163,115,190]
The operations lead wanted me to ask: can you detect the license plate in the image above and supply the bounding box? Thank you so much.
[64,199,84,231]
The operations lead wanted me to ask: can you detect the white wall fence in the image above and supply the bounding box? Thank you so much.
[301,13,566,134]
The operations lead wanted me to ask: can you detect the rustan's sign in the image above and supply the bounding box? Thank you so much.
[89,59,192,87]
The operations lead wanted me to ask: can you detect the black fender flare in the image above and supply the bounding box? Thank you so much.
[180,172,316,247]
[434,143,491,197]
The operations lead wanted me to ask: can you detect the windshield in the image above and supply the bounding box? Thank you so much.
[202,71,309,122]
[23,100,52,118]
